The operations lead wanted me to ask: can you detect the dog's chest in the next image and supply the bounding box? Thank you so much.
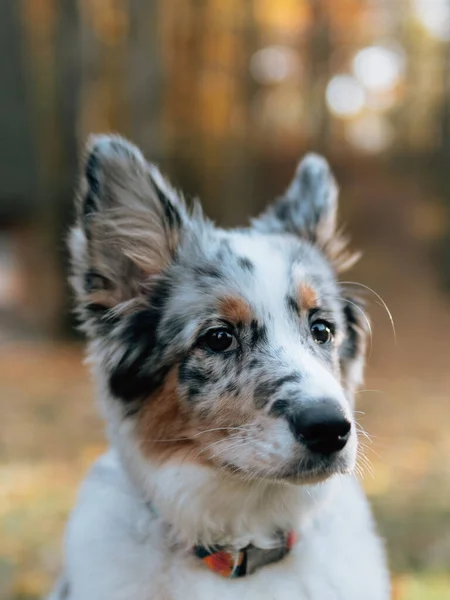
[131,534,384,600]
[62,455,389,600]
[137,549,311,600]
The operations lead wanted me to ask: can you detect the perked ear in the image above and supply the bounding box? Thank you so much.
[252,153,358,272]
[69,134,186,324]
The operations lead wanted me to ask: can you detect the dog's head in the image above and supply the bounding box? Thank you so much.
[70,135,367,485]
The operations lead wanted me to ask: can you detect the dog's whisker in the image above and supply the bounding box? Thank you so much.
[316,290,373,357]
[208,440,255,463]
[203,438,250,460]
[355,425,373,444]
[358,440,383,462]
[192,426,262,461]
[193,438,241,461]
[358,459,375,480]
[177,445,199,470]
[345,297,373,348]
[142,426,253,444]
[356,448,375,480]
[340,281,396,344]
[356,427,382,442]
[354,462,366,480]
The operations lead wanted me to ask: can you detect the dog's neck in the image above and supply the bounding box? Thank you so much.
[116,434,336,550]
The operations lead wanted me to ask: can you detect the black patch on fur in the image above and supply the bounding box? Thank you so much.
[187,384,200,398]
[248,357,261,369]
[340,298,363,363]
[274,197,290,223]
[286,296,300,317]
[342,302,358,359]
[109,339,168,406]
[224,380,241,397]
[108,278,172,405]
[58,578,71,600]
[87,307,122,331]
[163,197,182,230]
[151,179,183,231]
[277,373,302,387]
[269,398,289,417]
[83,151,101,224]
[254,373,301,409]
[299,165,313,196]
[249,320,268,348]
[216,239,232,262]
[83,192,98,221]
[163,314,188,342]
[85,302,108,315]
[225,381,237,394]
[193,264,222,280]
[338,295,367,392]
[238,257,254,273]
[234,320,244,333]
[85,151,100,195]
[179,362,209,388]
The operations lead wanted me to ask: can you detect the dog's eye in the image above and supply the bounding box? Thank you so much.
[201,328,237,353]
[310,321,333,345]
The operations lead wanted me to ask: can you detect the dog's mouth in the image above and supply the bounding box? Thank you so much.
[220,452,354,485]
[278,453,354,484]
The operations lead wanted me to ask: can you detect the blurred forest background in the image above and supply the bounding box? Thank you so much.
[1,0,450,598]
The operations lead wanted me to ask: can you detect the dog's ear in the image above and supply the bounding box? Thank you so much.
[69,135,186,324]
[339,295,369,398]
[252,154,358,272]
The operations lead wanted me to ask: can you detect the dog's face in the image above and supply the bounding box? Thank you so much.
[70,136,367,485]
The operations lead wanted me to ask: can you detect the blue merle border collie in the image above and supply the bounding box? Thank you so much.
[49,135,389,599]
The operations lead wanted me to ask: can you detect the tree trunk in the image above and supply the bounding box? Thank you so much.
[0,0,37,221]
[306,0,331,152]
[126,0,163,161]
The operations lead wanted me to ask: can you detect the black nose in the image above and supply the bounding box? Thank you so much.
[288,399,352,455]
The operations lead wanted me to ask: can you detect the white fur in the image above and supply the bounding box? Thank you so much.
[53,450,390,600]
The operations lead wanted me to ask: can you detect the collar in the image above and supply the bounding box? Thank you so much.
[145,500,298,578]
[193,531,298,578]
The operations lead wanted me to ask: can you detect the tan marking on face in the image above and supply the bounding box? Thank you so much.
[137,366,254,466]
[137,368,196,463]
[219,296,252,323]
[137,368,303,477]
[299,284,318,311]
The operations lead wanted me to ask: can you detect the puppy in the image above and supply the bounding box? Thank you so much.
[49,135,390,599]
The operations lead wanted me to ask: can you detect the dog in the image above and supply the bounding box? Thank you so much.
[49,135,390,599]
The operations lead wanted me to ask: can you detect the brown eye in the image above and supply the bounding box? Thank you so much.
[310,321,333,345]
[201,328,237,353]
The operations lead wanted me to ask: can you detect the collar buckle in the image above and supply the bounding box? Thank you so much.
[194,531,298,578]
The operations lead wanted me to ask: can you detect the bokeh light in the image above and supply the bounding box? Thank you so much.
[353,45,404,93]
[345,113,394,153]
[250,46,299,85]
[414,0,450,41]
[326,75,365,118]
[253,89,303,133]
[365,87,400,112]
